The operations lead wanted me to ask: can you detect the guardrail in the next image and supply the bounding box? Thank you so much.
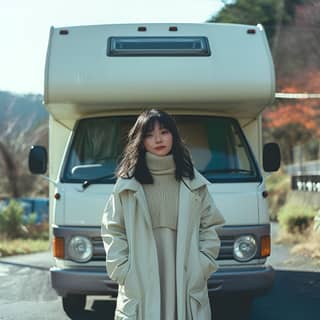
[285,160,320,193]
[291,175,320,192]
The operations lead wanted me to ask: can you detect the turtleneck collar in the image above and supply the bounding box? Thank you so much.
[145,152,175,175]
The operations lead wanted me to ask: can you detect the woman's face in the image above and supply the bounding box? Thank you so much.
[143,121,173,156]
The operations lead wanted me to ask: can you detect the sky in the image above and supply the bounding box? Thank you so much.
[0,0,223,95]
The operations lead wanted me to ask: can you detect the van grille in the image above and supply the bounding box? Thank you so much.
[92,236,234,261]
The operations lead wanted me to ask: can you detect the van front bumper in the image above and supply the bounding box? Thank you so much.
[51,264,274,297]
[208,264,274,295]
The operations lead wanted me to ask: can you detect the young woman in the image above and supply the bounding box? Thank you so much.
[101,109,225,320]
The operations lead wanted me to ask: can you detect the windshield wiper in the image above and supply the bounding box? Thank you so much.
[200,168,253,175]
[82,173,116,190]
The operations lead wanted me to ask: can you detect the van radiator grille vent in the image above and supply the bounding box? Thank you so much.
[91,236,234,261]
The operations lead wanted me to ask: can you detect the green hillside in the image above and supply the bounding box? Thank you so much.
[0,91,48,130]
[0,91,49,198]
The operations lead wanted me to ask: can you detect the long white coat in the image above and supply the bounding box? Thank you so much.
[101,170,225,320]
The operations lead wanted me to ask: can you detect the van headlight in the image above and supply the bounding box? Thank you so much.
[233,235,257,262]
[68,236,93,262]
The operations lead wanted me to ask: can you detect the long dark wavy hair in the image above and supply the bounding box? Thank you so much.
[117,109,195,184]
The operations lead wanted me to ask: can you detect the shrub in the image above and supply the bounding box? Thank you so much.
[278,201,317,233]
[290,228,320,260]
[0,200,49,240]
[0,199,24,239]
[23,220,49,240]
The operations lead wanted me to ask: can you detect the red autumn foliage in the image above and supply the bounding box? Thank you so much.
[264,70,320,139]
[278,70,320,93]
[264,101,320,136]
[263,69,320,163]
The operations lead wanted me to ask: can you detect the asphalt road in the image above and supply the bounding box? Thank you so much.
[248,223,320,320]
[0,223,319,320]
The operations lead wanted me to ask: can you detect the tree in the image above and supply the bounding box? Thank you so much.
[208,0,302,45]
[209,1,320,164]
[0,141,19,197]
[272,1,320,80]
[263,70,320,163]
[0,93,48,198]
[0,120,48,197]
[207,0,318,82]
[263,100,320,163]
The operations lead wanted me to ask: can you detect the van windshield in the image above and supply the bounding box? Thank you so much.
[62,116,261,183]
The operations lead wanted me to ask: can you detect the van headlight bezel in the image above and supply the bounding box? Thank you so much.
[67,235,93,263]
[233,235,257,262]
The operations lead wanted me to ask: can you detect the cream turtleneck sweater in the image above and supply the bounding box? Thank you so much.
[143,152,180,230]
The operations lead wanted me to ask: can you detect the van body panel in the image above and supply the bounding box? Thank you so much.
[54,182,260,226]
[241,117,262,167]
[208,183,260,225]
[257,181,269,224]
[45,23,274,119]
[55,184,112,226]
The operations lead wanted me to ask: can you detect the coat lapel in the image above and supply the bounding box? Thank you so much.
[116,177,153,231]
[134,185,153,231]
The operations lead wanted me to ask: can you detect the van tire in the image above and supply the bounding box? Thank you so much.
[62,294,86,317]
[212,294,252,320]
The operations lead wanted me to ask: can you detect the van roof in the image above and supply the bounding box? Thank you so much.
[44,23,275,120]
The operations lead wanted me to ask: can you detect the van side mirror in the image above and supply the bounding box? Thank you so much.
[29,145,48,174]
[263,143,281,172]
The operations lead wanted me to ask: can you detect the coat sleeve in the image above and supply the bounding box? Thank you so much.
[101,191,129,285]
[198,185,225,277]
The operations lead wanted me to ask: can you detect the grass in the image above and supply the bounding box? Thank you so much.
[276,222,320,262]
[277,226,320,261]
[0,237,50,257]
[274,189,320,262]
[291,230,320,260]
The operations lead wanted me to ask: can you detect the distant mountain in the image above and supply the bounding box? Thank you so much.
[0,91,48,130]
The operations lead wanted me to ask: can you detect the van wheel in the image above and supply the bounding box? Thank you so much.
[212,294,252,320]
[62,294,86,317]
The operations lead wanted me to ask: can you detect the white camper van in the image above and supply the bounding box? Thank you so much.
[29,23,280,316]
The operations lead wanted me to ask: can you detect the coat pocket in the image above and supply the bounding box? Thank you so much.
[124,262,137,296]
[199,252,218,280]
[189,289,211,320]
[115,297,139,320]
